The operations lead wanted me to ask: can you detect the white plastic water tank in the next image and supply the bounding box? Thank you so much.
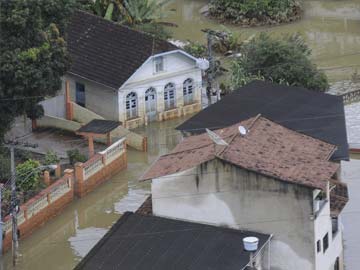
[196,58,210,70]
[243,237,259,251]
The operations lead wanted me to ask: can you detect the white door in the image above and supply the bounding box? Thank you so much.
[145,87,157,121]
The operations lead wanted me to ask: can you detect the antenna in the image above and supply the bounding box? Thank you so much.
[206,128,228,146]
[238,126,247,136]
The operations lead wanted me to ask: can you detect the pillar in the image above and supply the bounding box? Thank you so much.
[55,163,61,178]
[43,171,50,186]
[88,136,94,158]
[74,164,83,197]
[65,80,73,121]
[106,133,112,146]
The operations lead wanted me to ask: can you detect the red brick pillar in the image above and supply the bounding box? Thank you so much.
[65,80,73,121]
[43,171,50,186]
[31,119,37,131]
[74,163,84,197]
[55,163,61,178]
[64,168,74,188]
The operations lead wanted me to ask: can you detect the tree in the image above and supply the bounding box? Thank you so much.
[0,0,73,142]
[16,159,41,192]
[230,33,329,92]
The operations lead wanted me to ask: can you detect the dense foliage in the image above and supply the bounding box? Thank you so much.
[231,33,329,92]
[67,149,87,165]
[79,0,173,39]
[0,0,73,142]
[44,150,60,165]
[16,159,41,192]
[183,41,207,58]
[209,0,302,26]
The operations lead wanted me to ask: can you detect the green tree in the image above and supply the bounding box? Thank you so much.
[0,0,73,142]
[231,33,329,91]
[16,159,41,192]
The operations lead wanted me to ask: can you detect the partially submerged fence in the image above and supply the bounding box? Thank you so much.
[75,138,127,197]
[2,170,74,252]
[341,89,360,105]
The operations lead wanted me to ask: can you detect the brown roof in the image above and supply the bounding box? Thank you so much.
[135,196,153,216]
[141,116,339,190]
[330,179,349,217]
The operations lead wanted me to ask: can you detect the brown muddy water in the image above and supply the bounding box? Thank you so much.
[166,0,360,82]
[2,1,360,269]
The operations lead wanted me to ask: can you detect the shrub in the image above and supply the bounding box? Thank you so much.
[44,150,60,165]
[230,33,329,91]
[209,0,302,25]
[16,159,41,192]
[67,149,87,165]
[184,41,207,58]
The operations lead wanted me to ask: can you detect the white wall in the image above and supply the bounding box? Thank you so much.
[152,159,317,270]
[40,94,65,118]
[119,52,202,122]
[62,75,119,121]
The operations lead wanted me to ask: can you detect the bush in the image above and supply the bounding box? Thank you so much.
[184,41,207,58]
[44,150,60,165]
[230,33,329,91]
[67,149,87,165]
[16,159,41,192]
[209,0,302,25]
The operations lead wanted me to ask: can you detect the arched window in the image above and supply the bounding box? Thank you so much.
[164,83,176,110]
[183,78,194,105]
[126,92,138,119]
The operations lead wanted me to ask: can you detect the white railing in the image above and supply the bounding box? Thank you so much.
[49,181,71,203]
[83,156,104,180]
[27,195,48,218]
[100,138,126,165]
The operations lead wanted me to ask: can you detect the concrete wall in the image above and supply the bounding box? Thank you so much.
[40,95,66,118]
[152,159,316,270]
[62,75,119,121]
[37,115,82,132]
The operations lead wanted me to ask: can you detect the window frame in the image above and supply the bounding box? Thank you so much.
[183,78,194,105]
[323,233,329,253]
[154,56,164,73]
[164,82,176,111]
[316,240,321,253]
[75,82,86,107]
[125,91,138,119]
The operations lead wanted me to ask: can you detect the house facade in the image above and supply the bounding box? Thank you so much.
[62,10,205,129]
[141,116,349,270]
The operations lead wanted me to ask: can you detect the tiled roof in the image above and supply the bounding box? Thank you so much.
[176,80,349,161]
[74,212,271,270]
[66,10,178,89]
[329,179,349,217]
[76,119,121,134]
[141,116,339,190]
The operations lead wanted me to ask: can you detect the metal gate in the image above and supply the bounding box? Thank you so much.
[145,87,157,121]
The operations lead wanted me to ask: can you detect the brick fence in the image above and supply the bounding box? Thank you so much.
[2,170,74,253]
[75,138,127,198]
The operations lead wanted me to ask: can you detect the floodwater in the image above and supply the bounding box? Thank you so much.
[2,117,186,270]
[166,0,360,81]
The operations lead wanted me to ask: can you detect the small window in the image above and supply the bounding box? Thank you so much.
[75,82,85,107]
[316,240,321,253]
[334,257,340,270]
[154,56,164,73]
[323,233,329,253]
[332,217,339,236]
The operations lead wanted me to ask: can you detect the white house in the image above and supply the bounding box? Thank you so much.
[63,10,207,129]
[141,116,349,270]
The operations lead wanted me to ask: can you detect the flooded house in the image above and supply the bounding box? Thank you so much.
[141,116,349,270]
[63,10,206,129]
[74,212,272,270]
[176,80,349,162]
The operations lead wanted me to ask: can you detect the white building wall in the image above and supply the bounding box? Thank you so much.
[152,159,317,270]
[62,75,119,121]
[119,52,202,123]
[314,196,344,270]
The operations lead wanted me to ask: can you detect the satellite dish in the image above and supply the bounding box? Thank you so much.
[238,126,247,136]
[206,128,228,146]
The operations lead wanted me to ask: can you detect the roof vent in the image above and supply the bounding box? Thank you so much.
[238,125,247,136]
[243,236,259,251]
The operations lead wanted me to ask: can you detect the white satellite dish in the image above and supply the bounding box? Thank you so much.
[238,126,247,136]
[206,128,228,146]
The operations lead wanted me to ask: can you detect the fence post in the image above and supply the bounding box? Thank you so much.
[55,164,61,178]
[43,171,50,186]
[74,164,84,197]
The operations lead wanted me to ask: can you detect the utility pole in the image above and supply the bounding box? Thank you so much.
[10,145,18,267]
[0,184,3,270]
[203,29,221,105]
